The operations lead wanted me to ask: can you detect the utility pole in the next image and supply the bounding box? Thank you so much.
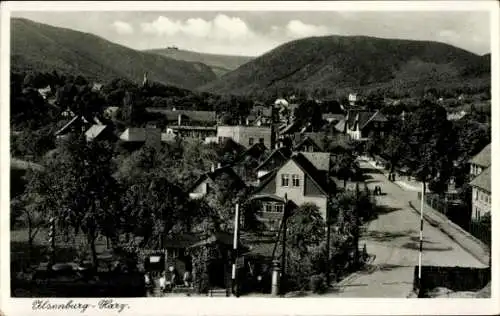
[281,194,288,295]
[231,203,240,297]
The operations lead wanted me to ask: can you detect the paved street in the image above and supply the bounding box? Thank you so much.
[325,158,486,297]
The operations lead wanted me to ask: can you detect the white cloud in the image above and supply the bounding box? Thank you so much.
[111,20,134,35]
[439,29,458,39]
[141,14,253,41]
[285,20,330,38]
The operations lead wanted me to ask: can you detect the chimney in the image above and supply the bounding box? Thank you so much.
[178,114,182,126]
[217,162,221,169]
[211,163,215,173]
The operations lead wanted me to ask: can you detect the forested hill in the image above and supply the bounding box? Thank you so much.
[11,18,217,90]
[200,35,490,97]
[145,47,253,77]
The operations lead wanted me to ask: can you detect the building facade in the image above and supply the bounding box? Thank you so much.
[469,143,491,221]
[251,153,333,230]
[217,126,274,149]
[470,167,491,221]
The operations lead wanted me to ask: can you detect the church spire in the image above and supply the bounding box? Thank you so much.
[142,72,148,87]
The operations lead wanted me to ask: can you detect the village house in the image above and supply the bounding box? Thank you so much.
[85,124,116,142]
[322,113,345,125]
[335,110,388,141]
[292,134,325,152]
[251,152,334,230]
[246,105,273,126]
[470,166,491,221]
[188,164,247,200]
[146,108,217,140]
[469,143,491,221]
[255,147,293,181]
[348,93,358,106]
[119,127,162,148]
[217,125,274,150]
[469,143,490,177]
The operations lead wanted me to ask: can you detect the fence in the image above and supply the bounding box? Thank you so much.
[418,193,490,246]
[469,220,491,246]
[413,265,490,296]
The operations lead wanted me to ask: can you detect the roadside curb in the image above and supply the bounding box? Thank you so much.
[408,201,489,266]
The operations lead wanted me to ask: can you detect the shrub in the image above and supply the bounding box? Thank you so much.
[310,274,328,294]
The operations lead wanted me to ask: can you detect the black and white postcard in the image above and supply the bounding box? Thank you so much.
[1,1,498,315]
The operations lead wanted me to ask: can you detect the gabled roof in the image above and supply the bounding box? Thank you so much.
[469,144,491,168]
[188,166,246,193]
[470,166,491,193]
[293,135,324,152]
[290,153,330,194]
[146,108,217,123]
[85,124,108,140]
[235,142,267,163]
[254,153,331,196]
[280,121,301,135]
[255,147,292,171]
[346,110,387,130]
[299,152,330,172]
[119,127,161,142]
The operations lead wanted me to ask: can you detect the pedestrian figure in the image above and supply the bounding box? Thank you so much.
[183,270,192,287]
[159,271,166,293]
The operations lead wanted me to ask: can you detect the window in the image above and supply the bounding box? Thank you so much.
[292,174,300,187]
[249,137,254,146]
[275,204,284,213]
[259,138,265,144]
[474,189,478,200]
[281,174,289,187]
[263,202,284,213]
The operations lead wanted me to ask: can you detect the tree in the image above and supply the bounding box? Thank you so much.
[285,203,326,290]
[330,151,358,188]
[401,102,456,195]
[29,134,122,267]
[10,193,48,263]
[382,134,409,174]
[294,100,324,131]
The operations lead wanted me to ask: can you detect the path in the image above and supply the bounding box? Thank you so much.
[325,158,486,298]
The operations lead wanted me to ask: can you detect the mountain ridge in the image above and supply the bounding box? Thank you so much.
[200,35,490,97]
[145,47,254,77]
[11,18,217,89]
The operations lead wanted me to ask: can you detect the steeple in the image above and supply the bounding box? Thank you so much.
[142,72,148,87]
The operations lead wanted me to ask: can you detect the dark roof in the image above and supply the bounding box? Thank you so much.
[235,142,268,163]
[470,166,491,193]
[469,144,491,167]
[290,153,330,194]
[346,110,387,130]
[293,135,324,152]
[280,121,302,135]
[188,166,246,193]
[255,147,292,171]
[299,152,331,171]
[163,233,201,249]
[145,108,216,123]
[187,232,247,249]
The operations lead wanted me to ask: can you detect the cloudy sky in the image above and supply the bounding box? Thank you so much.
[11,10,491,56]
